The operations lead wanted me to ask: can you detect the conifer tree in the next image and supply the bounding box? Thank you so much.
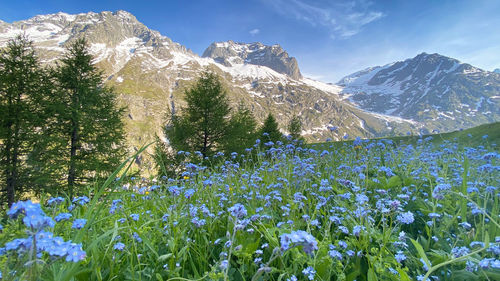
[53,38,126,197]
[223,102,257,155]
[258,113,283,145]
[165,71,230,158]
[287,115,305,144]
[0,35,49,206]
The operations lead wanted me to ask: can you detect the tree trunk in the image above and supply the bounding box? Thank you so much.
[4,91,20,207]
[4,137,14,207]
[67,121,78,199]
[202,130,208,159]
[9,142,19,207]
[67,90,79,198]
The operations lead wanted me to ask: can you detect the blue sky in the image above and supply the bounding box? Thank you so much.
[1,0,499,83]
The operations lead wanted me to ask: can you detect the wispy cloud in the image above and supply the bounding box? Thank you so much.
[249,28,260,36]
[264,0,384,38]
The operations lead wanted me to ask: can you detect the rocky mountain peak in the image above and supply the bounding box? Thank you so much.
[0,10,195,71]
[202,40,302,80]
[1,10,498,167]
[339,52,500,127]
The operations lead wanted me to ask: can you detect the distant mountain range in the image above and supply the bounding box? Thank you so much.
[338,53,500,131]
[0,10,498,169]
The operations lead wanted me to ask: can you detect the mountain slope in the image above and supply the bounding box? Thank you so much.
[0,11,422,171]
[338,53,500,131]
[202,40,302,80]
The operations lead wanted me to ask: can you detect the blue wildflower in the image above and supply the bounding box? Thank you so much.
[114,242,125,251]
[352,225,365,237]
[280,230,318,254]
[420,258,431,271]
[397,211,415,224]
[395,251,406,263]
[65,243,86,262]
[55,213,72,222]
[328,248,342,260]
[72,196,90,206]
[220,260,228,270]
[23,213,55,230]
[302,266,316,280]
[451,246,470,258]
[228,203,247,219]
[72,219,87,229]
[184,189,195,199]
[47,197,65,206]
[133,232,142,243]
[432,183,451,199]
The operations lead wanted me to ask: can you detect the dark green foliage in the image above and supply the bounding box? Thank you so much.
[223,102,257,155]
[165,71,231,159]
[287,114,305,144]
[164,112,195,155]
[159,72,260,171]
[258,113,283,145]
[0,35,50,206]
[152,135,184,179]
[52,38,126,197]
[0,36,126,203]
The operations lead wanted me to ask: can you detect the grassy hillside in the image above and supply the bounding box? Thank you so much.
[1,121,499,280]
[310,121,500,151]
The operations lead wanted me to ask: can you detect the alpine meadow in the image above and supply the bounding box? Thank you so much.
[0,2,500,281]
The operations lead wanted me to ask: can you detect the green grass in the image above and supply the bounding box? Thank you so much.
[310,122,500,151]
[1,123,499,281]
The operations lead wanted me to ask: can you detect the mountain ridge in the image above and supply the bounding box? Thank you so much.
[202,40,303,80]
[338,52,500,131]
[0,10,498,172]
[2,10,420,173]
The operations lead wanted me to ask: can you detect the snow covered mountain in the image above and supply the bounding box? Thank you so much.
[494,68,500,74]
[202,41,302,80]
[1,10,424,170]
[2,10,497,169]
[338,53,500,131]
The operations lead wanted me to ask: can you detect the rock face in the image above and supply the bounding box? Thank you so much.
[2,10,422,172]
[339,53,500,131]
[202,41,303,80]
[0,10,498,173]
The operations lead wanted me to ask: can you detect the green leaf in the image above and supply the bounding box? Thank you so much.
[387,176,402,189]
[397,269,411,281]
[367,268,378,281]
[484,269,500,280]
[450,270,479,281]
[346,267,361,281]
[411,238,431,270]
[158,254,173,262]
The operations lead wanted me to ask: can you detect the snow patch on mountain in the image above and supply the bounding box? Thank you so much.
[302,78,342,95]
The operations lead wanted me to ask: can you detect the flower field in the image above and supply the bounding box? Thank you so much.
[0,136,499,281]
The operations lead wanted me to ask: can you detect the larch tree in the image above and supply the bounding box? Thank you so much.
[54,38,126,197]
[165,71,231,159]
[223,102,257,155]
[258,113,283,145]
[0,35,49,206]
[287,114,305,144]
